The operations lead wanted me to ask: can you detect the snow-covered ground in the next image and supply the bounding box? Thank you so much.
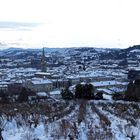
[0,100,140,140]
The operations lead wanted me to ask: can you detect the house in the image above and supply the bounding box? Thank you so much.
[35,72,51,79]
[24,78,53,92]
[52,79,70,89]
[91,80,128,89]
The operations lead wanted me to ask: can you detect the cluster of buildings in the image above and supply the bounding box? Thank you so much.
[1,47,137,100]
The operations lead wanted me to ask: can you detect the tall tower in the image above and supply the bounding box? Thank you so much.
[41,47,47,72]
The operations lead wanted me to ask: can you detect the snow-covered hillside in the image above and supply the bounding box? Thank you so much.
[1,100,140,140]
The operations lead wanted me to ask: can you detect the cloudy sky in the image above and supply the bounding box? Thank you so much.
[0,0,140,49]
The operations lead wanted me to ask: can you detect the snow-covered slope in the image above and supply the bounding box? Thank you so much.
[1,100,140,140]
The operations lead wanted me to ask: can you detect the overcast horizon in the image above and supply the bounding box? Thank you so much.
[0,0,140,49]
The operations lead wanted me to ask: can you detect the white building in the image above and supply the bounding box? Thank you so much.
[24,78,53,92]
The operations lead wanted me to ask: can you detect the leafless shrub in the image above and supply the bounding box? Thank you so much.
[21,131,38,140]
[44,124,48,137]
[58,119,71,139]
[92,104,111,128]
[124,123,136,140]
[71,122,79,139]
[87,127,94,140]
[77,101,86,125]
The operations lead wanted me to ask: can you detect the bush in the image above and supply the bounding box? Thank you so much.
[75,83,95,99]
[61,88,74,100]
[17,87,28,102]
[112,93,124,100]
[95,91,103,100]
[0,90,10,103]
[125,80,140,101]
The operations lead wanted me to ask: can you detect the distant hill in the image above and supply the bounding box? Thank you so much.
[125,45,140,52]
[0,45,140,62]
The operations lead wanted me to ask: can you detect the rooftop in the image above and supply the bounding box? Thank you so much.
[31,78,52,85]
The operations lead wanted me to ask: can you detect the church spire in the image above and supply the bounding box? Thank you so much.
[41,47,46,72]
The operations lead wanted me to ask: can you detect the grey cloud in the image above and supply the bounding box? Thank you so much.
[0,21,41,31]
[0,42,7,46]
